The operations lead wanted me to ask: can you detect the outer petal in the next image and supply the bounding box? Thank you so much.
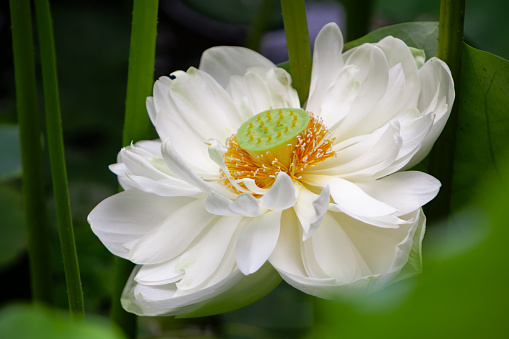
[151,68,244,175]
[307,22,345,115]
[88,190,193,259]
[304,175,398,218]
[122,263,281,317]
[293,185,330,240]
[199,46,276,88]
[259,172,298,210]
[356,171,440,214]
[271,209,425,299]
[128,198,215,264]
[113,142,201,197]
[405,57,454,168]
[236,210,282,275]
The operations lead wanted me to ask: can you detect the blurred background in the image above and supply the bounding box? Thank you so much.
[1,0,508,338]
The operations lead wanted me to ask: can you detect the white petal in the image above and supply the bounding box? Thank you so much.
[333,44,390,140]
[272,209,425,300]
[406,57,454,168]
[205,191,264,218]
[176,216,242,291]
[311,212,371,282]
[269,209,307,277]
[146,96,157,128]
[356,171,440,213]
[375,36,420,82]
[230,194,264,217]
[122,264,281,317]
[88,190,192,259]
[293,185,330,240]
[205,191,238,216]
[332,211,414,275]
[135,259,183,286]
[152,68,244,174]
[128,199,215,264]
[124,173,203,197]
[303,175,397,217]
[308,123,402,179]
[307,22,345,114]
[199,46,276,88]
[375,111,434,177]
[161,139,212,193]
[259,172,298,210]
[236,210,282,275]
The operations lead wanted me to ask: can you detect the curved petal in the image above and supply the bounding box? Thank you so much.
[161,139,213,193]
[311,212,371,282]
[135,259,183,286]
[123,263,281,317]
[128,199,215,264]
[356,171,440,214]
[303,175,397,218]
[175,216,243,291]
[259,172,298,210]
[271,209,425,300]
[307,123,402,179]
[236,210,282,275]
[199,46,276,88]
[114,142,202,197]
[293,185,330,240]
[151,68,244,174]
[307,22,345,115]
[88,190,193,259]
[331,44,390,139]
[205,191,263,218]
[227,68,300,117]
[405,57,454,168]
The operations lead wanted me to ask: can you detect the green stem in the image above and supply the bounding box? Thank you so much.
[111,257,137,339]
[342,0,373,41]
[33,0,85,320]
[112,0,159,336]
[280,0,312,105]
[426,0,465,221]
[122,0,160,147]
[9,0,53,306]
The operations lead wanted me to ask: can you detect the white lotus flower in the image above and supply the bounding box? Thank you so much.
[88,23,454,316]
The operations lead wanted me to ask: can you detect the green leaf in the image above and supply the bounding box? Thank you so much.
[0,186,26,269]
[453,44,509,209]
[0,304,125,339]
[344,22,439,59]
[0,125,21,182]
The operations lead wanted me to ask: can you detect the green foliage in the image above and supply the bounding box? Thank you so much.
[453,45,509,208]
[0,126,21,182]
[0,304,125,339]
[0,187,26,269]
[344,22,439,58]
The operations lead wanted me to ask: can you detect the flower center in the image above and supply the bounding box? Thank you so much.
[223,108,335,191]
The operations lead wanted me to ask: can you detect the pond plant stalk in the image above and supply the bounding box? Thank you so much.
[33,0,85,321]
[427,0,465,222]
[280,0,312,105]
[112,0,159,337]
[9,0,54,307]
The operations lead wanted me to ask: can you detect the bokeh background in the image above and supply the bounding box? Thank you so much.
[1,0,508,338]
